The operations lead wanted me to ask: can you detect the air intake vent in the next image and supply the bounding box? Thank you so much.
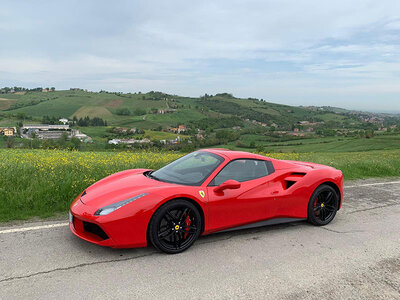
[283,173,306,189]
[83,222,109,240]
[286,181,296,189]
[290,172,306,177]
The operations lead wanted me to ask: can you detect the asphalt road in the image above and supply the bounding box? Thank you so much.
[0,179,399,299]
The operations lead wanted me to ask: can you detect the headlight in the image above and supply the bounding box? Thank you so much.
[94,193,148,216]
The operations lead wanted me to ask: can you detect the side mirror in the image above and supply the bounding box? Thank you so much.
[214,180,241,193]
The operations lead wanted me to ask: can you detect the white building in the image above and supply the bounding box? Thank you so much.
[23,124,70,130]
[108,138,151,145]
[72,129,91,142]
[108,139,120,145]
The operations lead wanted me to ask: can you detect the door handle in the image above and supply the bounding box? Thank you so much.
[271,190,279,195]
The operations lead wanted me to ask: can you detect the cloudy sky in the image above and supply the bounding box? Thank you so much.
[1,0,399,112]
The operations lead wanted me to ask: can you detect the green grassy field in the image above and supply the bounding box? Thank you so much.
[72,106,113,119]
[1,148,400,222]
[0,97,17,110]
[4,90,169,119]
[143,130,188,140]
[222,134,400,152]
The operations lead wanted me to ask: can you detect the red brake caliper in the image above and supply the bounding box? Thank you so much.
[314,197,319,216]
[184,214,191,239]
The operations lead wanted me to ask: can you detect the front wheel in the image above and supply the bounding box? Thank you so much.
[308,184,339,226]
[148,200,202,254]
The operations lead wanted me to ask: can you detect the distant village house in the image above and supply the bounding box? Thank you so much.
[157,108,176,114]
[0,127,17,136]
[113,127,137,134]
[167,125,186,134]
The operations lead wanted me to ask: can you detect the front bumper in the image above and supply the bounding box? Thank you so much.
[69,211,117,247]
[69,195,151,248]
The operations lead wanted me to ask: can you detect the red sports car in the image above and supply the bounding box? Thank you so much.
[69,149,343,253]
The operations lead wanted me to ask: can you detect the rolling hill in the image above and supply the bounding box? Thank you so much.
[1,89,399,153]
[0,90,371,130]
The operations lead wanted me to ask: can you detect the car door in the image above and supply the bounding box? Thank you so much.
[206,159,276,232]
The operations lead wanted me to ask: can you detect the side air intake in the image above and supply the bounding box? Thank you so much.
[284,172,306,189]
[286,181,296,189]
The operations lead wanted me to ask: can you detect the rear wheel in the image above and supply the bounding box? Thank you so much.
[308,184,339,226]
[148,200,202,254]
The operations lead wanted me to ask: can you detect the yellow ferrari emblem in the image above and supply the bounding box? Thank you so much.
[199,190,205,198]
[321,203,325,208]
[175,225,180,230]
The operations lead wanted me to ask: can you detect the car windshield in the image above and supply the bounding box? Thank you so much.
[149,151,224,186]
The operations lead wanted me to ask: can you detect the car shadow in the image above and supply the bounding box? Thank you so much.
[69,219,311,257]
[197,220,308,245]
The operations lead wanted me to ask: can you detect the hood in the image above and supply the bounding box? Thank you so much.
[81,169,173,208]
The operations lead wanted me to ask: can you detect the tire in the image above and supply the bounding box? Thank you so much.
[307,184,339,226]
[148,199,202,254]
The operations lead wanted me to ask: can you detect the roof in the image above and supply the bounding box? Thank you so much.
[200,148,268,160]
[23,124,70,130]
[0,127,17,130]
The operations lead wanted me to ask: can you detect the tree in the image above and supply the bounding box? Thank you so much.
[215,130,240,143]
[70,137,81,150]
[215,93,233,98]
[16,113,27,120]
[116,108,131,116]
[365,129,374,138]
[42,139,53,149]
[58,132,69,147]
[133,108,146,116]
[6,137,15,148]
[31,138,40,149]
[216,130,230,140]
[236,140,244,147]
[22,139,32,149]
[256,145,265,152]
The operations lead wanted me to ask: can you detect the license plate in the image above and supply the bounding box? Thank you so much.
[69,211,74,224]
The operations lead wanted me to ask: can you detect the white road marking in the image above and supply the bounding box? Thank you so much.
[0,180,398,235]
[0,222,68,234]
[345,181,400,189]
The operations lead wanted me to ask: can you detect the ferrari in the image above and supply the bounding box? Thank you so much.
[69,149,343,253]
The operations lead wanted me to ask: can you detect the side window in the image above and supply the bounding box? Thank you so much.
[210,159,274,186]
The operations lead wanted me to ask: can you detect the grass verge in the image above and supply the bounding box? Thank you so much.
[1,149,400,222]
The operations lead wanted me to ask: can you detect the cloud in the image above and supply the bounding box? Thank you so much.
[385,19,400,30]
[0,0,399,111]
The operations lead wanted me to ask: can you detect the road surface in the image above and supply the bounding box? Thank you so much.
[0,179,399,299]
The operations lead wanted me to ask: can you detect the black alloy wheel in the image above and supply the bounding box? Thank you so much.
[308,184,339,226]
[149,199,202,254]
